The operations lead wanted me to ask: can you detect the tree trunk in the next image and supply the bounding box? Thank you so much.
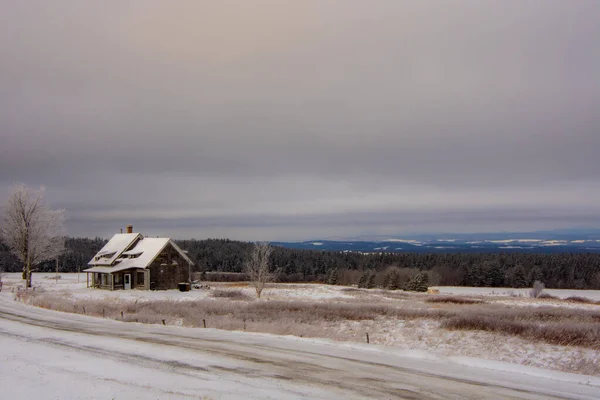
[26,257,32,288]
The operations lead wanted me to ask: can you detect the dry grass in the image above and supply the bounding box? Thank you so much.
[16,286,600,353]
[19,289,448,327]
[442,308,600,349]
[425,296,485,305]
[219,282,250,288]
[378,290,414,300]
[209,289,252,301]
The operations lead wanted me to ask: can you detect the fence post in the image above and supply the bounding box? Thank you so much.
[121,311,124,318]
[366,333,370,344]
[102,309,105,318]
[162,319,166,325]
[203,319,206,328]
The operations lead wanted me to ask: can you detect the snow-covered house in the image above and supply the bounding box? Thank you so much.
[84,226,194,290]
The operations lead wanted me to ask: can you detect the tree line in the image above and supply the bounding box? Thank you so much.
[2,237,600,289]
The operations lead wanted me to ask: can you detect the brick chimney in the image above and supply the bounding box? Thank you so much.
[126,224,133,234]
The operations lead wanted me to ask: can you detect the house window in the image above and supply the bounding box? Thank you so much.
[137,271,145,286]
[115,274,121,284]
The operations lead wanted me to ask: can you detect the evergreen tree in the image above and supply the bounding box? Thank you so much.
[528,265,543,286]
[388,270,401,290]
[483,260,504,287]
[405,272,429,292]
[512,264,527,288]
[327,268,339,285]
[357,271,368,288]
[382,272,391,289]
[366,272,376,289]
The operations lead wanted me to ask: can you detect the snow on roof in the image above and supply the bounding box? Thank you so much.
[89,233,142,266]
[87,233,194,271]
[115,237,170,270]
[84,264,137,274]
[121,250,144,256]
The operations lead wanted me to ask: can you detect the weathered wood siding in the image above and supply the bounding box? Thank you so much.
[148,244,190,290]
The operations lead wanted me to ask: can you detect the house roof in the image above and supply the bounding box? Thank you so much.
[84,265,139,274]
[85,234,194,274]
[88,233,142,266]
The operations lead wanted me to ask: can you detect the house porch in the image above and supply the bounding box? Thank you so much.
[87,269,150,290]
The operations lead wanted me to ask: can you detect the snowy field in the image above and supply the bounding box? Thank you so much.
[1,298,600,400]
[437,286,600,301]
[2,273,600,378]
[4,272,600,302]
[0,273,356,302]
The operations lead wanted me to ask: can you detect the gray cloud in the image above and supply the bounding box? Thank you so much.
[1,1,599,240]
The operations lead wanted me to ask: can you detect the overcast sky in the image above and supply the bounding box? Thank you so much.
[1,1,600,240]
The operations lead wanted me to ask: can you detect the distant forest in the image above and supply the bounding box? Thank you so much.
[1,238,600,290]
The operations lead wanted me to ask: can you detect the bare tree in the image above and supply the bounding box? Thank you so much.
[530,280,545,298]
[244,242,273,298]
[1,184,65,288]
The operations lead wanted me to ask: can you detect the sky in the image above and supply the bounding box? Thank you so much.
[1,1,600,241]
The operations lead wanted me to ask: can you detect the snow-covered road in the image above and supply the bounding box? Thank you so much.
[1,296,599,400]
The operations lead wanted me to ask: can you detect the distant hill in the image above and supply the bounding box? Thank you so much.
[272,230,600,253]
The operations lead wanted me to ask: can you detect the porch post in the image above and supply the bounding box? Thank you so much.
[86,273,89,288]
[111,274,114,291]
[145,269,150,290]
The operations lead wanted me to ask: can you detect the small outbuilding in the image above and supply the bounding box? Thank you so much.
[84,225,194,290]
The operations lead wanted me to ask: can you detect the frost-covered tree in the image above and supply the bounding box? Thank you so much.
[1,184,65,288]
[244,242,273,298]
[530,280,545,298]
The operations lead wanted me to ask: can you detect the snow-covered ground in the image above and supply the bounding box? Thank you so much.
[2,273,600,378]
[1,297,600,400]
[4,273,599,302]
[0,273,353,302]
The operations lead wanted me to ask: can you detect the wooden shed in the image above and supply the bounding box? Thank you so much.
[84,227,194,290]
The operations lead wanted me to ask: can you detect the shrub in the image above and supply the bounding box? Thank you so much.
[537,293,558,300]
[564,296,599,305]
[203,272,248,282]
[425,296,484,305]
